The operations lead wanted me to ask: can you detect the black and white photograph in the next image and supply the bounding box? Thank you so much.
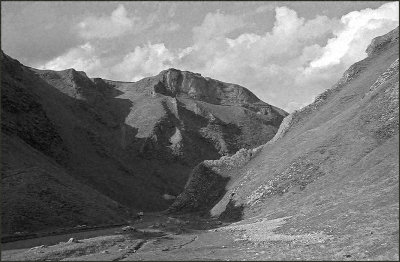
[1,1,399,260]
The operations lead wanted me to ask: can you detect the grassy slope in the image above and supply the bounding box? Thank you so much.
[171,28,399,259]
[1,132,129,235]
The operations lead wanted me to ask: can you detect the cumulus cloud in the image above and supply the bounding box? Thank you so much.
[38,43,101,72]
[40,2,399,112]
[181,2,398,111]
[310,2,399,69]
[192,10,245,42]
[173,6,343,110]
[77,4,136,39]
[110,43,175,81]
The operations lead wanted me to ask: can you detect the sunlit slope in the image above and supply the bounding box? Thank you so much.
[171,27,399,259]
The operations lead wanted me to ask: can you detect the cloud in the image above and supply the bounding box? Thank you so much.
[179,3,398,111]
[285,101,312,113]
[1,1,82,65]
[167,4,177,18]
[38,43,101,72]
[173,7,342,111]
[40,3,399,112]
[192,10,245,42]
[310,2,399,68]
[109,43,175,82]
[155,22,181,34]
[77,4,136,39]
[38,42,175,82]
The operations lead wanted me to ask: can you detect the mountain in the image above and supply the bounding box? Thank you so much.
[1,52,287,234]
[169,27,399,260]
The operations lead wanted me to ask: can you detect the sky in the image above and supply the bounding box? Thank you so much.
[1,1,399,112]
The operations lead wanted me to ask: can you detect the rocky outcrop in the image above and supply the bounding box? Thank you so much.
[139,68,260,105]
[169,146,263,213]
[366,27,399,57]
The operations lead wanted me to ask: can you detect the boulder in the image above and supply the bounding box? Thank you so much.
[67,238,79,243]
[122,226,137,232]
[163,194,176,200]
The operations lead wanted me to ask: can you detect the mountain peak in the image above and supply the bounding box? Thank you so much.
[159,67,202,77]
[147,68,266,107]
[161,67,181,73]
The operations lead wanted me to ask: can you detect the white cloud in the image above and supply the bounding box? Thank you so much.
[38,42,176,82]
[179,3,398,111]
[285,101,311,113]
[38,43,101,72]
[77,4,136,39]
[174,6,342,109]
[110,43,175,82]
[310,2,399,68]
[40,3,399,112]
[192,10,245,42]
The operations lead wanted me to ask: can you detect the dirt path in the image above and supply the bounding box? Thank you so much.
[1,212,346,261]
[0,213,220,261]
[111,239,147,261]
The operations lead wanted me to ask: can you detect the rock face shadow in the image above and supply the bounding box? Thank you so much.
[167,163,245,224]
[218,199,244,222]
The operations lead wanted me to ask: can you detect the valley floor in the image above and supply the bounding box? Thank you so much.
[2,212,398,261]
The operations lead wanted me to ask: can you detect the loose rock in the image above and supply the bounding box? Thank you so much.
[67,238,79,243]
[122,226,137,232]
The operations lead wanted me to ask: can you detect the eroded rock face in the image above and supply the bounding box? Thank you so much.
[156,68,260,105]
[132,67,285,114]
[169,147,263,213]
